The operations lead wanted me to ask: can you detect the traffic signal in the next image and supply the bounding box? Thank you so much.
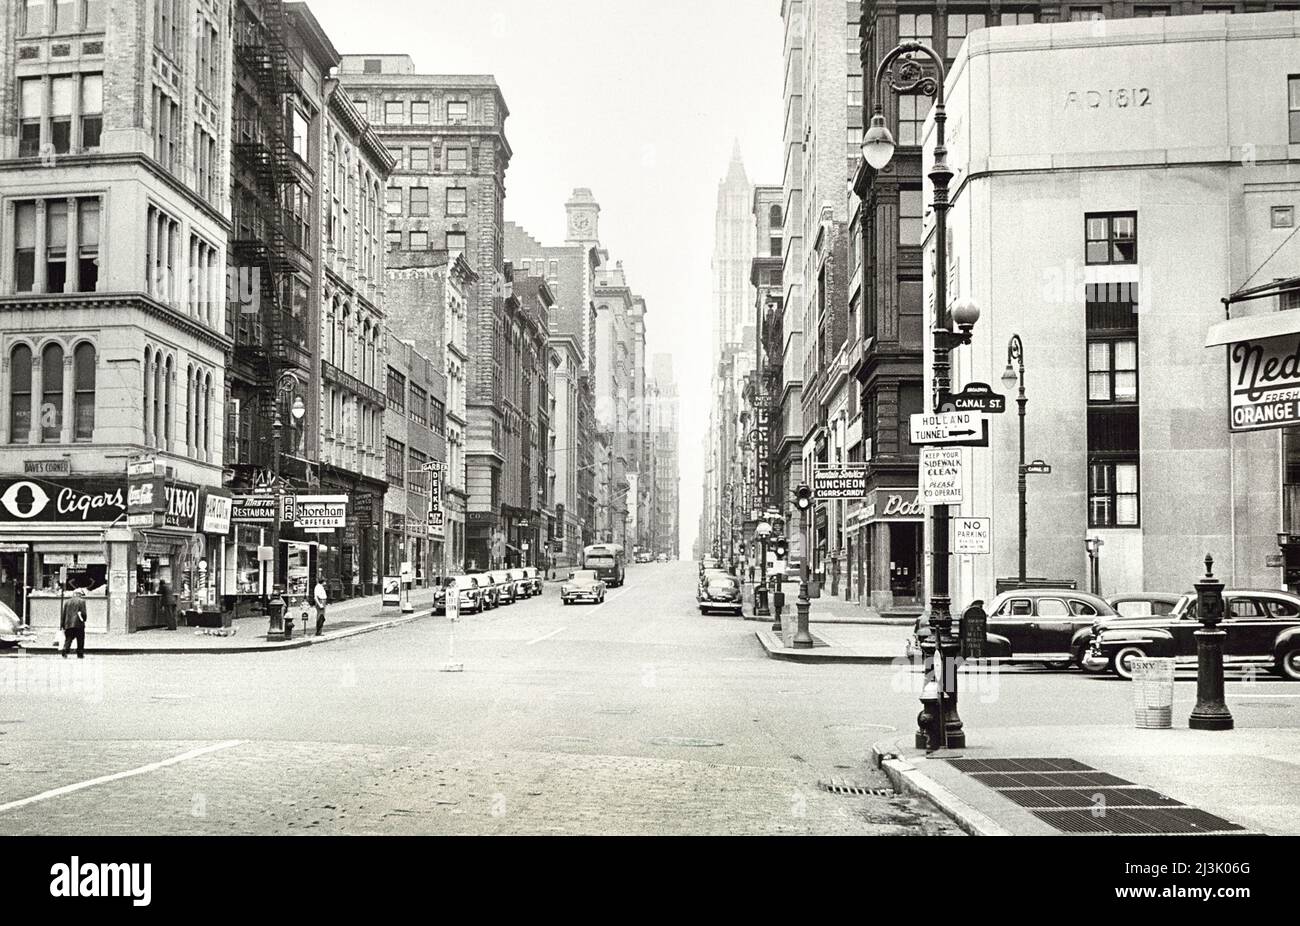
[774,540,788,559]
[795,484,812,511]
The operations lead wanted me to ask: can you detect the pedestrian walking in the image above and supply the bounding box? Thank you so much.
[313,580,327,636]
[159,578,177,630]
[61,587,87,659]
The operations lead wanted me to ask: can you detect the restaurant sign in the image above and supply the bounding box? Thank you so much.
[292,495,348,529]
[231,494,277,524]
[1227,332,1300,432]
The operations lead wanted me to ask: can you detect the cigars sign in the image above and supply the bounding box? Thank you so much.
[1227,333,1300,432]
[0,477,126,523]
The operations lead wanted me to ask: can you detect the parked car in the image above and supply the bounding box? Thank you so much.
[1106,593,1182,618]
[906,589,1119,669]
[699,558,723,577]
[489,570,519,604]
[1085,589,1300,680]
[434,575,482,615]
[698,573,743,615]
[561,570,606,605]
[474,573,500,610]
[524,566,544,597]
[0,600,23,649]
[699,568,731,592]
[656,553,669,563]
[635,552,653,564]
[510,568,533,598]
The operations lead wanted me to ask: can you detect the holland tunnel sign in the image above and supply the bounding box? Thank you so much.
[1228,333,1300,431]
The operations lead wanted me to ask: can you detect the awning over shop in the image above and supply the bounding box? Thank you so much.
[1205,310,1300,347]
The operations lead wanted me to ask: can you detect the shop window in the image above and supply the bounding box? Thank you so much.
[40,342,63,441]
[73,342,94,440]
[10,345,32,442]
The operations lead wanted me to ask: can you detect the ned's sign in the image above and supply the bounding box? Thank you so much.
[1228,333,1300,432]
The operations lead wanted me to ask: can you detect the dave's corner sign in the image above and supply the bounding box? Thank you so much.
[1225,331,1300,432]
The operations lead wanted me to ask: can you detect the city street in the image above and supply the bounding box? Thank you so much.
[0,562,962,836]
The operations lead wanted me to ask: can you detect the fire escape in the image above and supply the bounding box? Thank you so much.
[231,0,302,453]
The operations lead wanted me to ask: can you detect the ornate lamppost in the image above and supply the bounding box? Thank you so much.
[863,41,980,749]
[1001,334,1028,585]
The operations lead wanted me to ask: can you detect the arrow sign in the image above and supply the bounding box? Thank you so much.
[910,411,988,446]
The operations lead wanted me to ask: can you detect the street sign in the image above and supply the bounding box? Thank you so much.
[812,464,868,499]
[910,411,987,446]
[940,382,1006,414]
[920,447,963,505]
[1022,460,1052,474]
[953,517,991,554]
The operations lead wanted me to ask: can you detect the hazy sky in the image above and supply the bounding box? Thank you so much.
[307,0,784,556]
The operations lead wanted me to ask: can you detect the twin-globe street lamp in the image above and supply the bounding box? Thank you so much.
[864,40,982,750]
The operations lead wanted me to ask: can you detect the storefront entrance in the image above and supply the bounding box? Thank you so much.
[889,522,923,604]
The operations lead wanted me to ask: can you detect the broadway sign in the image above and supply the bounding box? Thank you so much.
[1227,332,1300,432]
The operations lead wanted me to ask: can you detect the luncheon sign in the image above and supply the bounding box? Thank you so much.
[1228,333,1300,432]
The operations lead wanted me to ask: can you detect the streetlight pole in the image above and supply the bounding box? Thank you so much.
[1002,335,1027,585]
[863,41,980,750]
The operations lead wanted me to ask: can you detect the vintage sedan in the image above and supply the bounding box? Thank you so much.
[524,567,544,596]
[473,573,501,610]
[561,570,606,605]
[906,589,1118,669]
[1105,593,1182,618]
[434,576,482,615]
[508,568,534,598]
[698,573,743,615]
[488,570,518,604]
[1085,589,1300,680]
[0,600,24,649]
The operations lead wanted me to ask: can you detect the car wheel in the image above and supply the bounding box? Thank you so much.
[1112,645,1147,680]
[562,599,570,606]
[1041,659,1072,670]
[1275,646,1300,681]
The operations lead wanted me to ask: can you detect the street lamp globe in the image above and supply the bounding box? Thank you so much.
[860,111,896,170]
[1000,362,1019,391]
[951,298,981,333]
[755,520,772,538]
[290,396,306,421]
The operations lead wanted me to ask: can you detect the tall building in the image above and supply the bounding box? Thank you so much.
[937,13,1298,600]
[714,142,755,362]
[651,353,681,558]
[339,55,511,572]
[750,185,784,523]
[0,0,233,634]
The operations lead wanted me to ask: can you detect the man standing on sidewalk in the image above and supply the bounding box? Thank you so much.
[313,580,327,636]
[61,587,87,658]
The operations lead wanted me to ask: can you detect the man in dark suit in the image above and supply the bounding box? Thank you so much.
[61,587,87,659]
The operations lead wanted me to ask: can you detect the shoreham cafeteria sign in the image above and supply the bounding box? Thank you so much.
[1207,313,1300,433]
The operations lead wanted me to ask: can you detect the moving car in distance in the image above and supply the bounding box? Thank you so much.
[906,589,1118,669]
[561,570,606,605]
[434,575,482,615]
[1105,592,1182,618]
[656,553,669,563]
[582,543,625,587]
[698,572,743,616]
[1085,588,1300,680]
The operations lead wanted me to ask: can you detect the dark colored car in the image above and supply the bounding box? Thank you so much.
[698,574,743,615]
[434,576,482,615]
[906,589,1118,669]
[1105,593,1182,618]
[1085,589,1300,680]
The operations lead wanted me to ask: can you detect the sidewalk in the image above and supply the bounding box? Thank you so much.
[871,725,1300,836]
[739,582,920,626]
[753,620,912,663]
[20,587,439,655]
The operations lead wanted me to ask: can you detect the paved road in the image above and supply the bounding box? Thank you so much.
[3,561,1293,835]
[0,562,957,835]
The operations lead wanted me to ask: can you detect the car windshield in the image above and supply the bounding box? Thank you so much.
[587,556,615,567]
[570,571,598,581]
[708,579,738,589]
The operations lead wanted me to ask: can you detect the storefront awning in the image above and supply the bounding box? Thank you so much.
[1205,311,1300,347]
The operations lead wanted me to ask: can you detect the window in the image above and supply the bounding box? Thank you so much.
[40,343,63,441]
[431,398,446,436]
[409,449,429,493]
[1069,7,1104,20]
[1290,76,1300,144]
[387,367,406,411]
[386,437,405,486]
[147,204,180,303]
[50,76,73,154]
[946,13,985,58]
[898,280,923,345]
[446,231,466,251]
[1089,461,1139,527]
[897,12,932,46]
[409,384,428,425]
[291,108,308,161]
[10,345,32,443]
[899,187,923,245]
[409,186,429,216]
[54,0,75,32]
[898,94,928,146]
[1037,598,1071,617]
[410,147,429,171]
[1085,212,1137,264]
[364,58,382,74]
[386,230,402,251]
[23,0,46,35]
[19,79,41,157]
[1274,205,1295,228]
[1134,5,1170,14]
[447,100,468,122]
[386,187,402,215]
[448,148,468,171]
[446,188,468,216]
[78,198,100,291]
[999,11,1036,25]
[73,342,94,439]
[1201,4,1235,11]
[45,200,68,292]
[152,86,180,170]
[385,100,404,124]
[1069,599,1100,617]
[411,101,430,124]
[1088,340,1138,403]
[409,230,429,250]
[15,203,37,292]
[80,73,102,149]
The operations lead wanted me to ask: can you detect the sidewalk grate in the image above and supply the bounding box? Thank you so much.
[817,779,894,797]
[946,758,1249,835]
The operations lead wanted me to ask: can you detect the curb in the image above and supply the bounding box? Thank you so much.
[742,613,915,626]
[20,610,431,655]
[870,740,1011,836]
[752,629,899,664]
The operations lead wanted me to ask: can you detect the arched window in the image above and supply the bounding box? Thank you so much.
[73,342,94,440]
[40,343,63,441]
[10,344,32,443]
[770,204,783,227]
